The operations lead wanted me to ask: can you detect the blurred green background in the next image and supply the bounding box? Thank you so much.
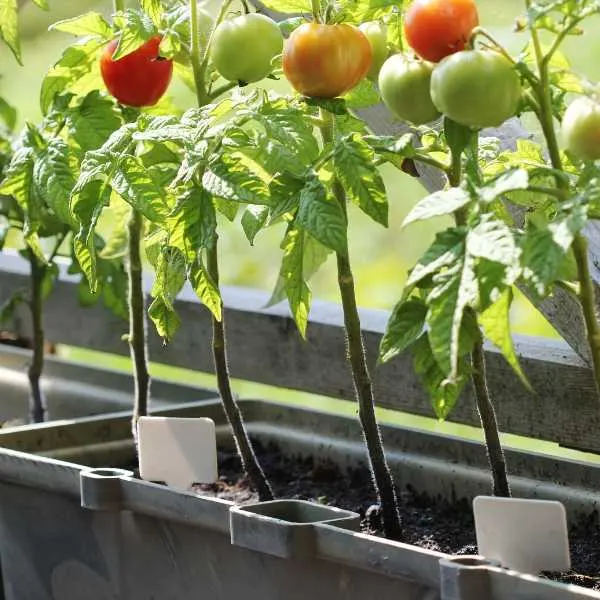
[6,0,599,339]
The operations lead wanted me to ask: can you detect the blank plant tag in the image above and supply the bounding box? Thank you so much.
[138,417,218,490]
[473,496,570,574]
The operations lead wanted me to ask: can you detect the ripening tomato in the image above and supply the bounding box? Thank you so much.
[430,50,521,129]
[100,36,173,107]
[283,23,372,98]
[404,0,479,63]
[378,54,440,125]
[211,14,283,84]
[359,21,389,80]
[562,97,600,161]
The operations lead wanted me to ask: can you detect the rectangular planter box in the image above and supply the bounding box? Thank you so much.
[0,368,599,599]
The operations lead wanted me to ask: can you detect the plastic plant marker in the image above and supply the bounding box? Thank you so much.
[473,496,570,574]
[138,416,218,489]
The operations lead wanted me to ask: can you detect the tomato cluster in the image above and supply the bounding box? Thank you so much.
[378,0,521,129]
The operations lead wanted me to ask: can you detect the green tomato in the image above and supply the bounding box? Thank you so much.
[359,21,388,80]
[561,96,600,161]
[378,54,440,125]
[211,13,283,84]
[430,50,522,129]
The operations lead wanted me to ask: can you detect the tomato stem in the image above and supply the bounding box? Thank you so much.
[188,0,274,501]
[311,0,321,23]
[127,209,150,447]
[525,4,600,395]
[318,107,402,541]
[113,0,125,13]
[27,250,47,424]
[448,144,511,499]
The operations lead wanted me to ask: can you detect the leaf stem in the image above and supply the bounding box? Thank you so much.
[449,150,510,498]
[189,0,273,500]
[127,209,150,446]
[27,250,46,423]
[319,107,402,540]
[207,241,273,501]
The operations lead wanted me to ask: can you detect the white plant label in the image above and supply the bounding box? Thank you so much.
[138,416,218,490]
[473,496,570,574]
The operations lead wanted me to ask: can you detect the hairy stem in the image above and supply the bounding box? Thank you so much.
[527,13,600,394]
[127,209,150,445]
[320,108,402,539]
[207,241,273,500]
[189,0,273,499]
[28,252,46,423]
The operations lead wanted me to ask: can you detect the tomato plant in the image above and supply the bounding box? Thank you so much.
[378,54,439,125]
[211,13,283,84]
[100,36,173,107]
[359,21,388,80]
[430,50,522,129]
[562,96,600,161]
[404,0,479,63]
[283,23,372,98]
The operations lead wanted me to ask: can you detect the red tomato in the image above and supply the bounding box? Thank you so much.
[404,0,479,63]
[100,36,173,107]
[283,23,372,99]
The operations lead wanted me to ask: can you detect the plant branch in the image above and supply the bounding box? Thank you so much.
[209,80,237,100]
[127,209,150,446]
[449,147,510,498]
[27,250,46,423]
[113,0,125,12]
[189,0,273,500]
[319,108,402,540]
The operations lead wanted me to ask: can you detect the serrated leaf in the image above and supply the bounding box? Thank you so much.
[426,248,478,378]
[404,188,471,226]
[295,177,347,255]
[254,0,311,15]
[152,246,186,311]
[379,298,427,364]
[342,78,380,109]
[479,288,531,390]
[112,10,156,60]
[49,12,112,38]
[111,155,170,222]
[479,169,529,203]
[467,216,521,271]
[41,38,105,115]
[140,0,162,26]
[0,0,21,64]
[337,0,398,24]
[335,134,388,227]
[189,258,222,321]
[149,297,181,342]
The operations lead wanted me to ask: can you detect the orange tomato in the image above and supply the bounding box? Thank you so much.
[404,0,479,63]
[283,23,372,99]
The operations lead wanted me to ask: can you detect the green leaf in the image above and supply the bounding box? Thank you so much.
[140,0,163,26]
[0,0,21,64]
[149,297,181,342]
[253,0,311,15]
[189,258,222,321]
[426,246,478,378]
[337,0,398,24]
[479,288,531,390]
[444,117,474,156]
[151,246,186,310]
[404,188,471,227]
[99,196,131,260]
[295,176,347,255]
[467,215,521,271]
[0,291,25,324]
[412,333,468,420]
[335,134,388,227]
[112,155,171,222]
[379,298,427,364]
[49,12,112,38]
[41,38,105,115]
[33,137,77,227]
[242,205,269,245]
[112,10,156,60]
[479,169,529,203]
[32,0,49,8]
[342,78,380,109]
[0,97,16,131]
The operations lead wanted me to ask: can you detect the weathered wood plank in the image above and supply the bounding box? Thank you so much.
[0,252,598,453]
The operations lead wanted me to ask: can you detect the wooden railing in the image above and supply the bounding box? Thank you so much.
[0,251,598,454]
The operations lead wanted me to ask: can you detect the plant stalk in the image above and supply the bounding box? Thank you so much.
[189,0,273,500]
[207,241,273,500]
[449,168,510,497]
[527,14,600,394]
[127,209,150,445]
[27,251,46,423]
[319,108,402,539]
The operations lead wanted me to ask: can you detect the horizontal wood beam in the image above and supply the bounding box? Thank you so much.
[0,252,598,453]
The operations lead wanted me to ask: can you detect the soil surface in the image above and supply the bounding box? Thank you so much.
[194,441,600,591]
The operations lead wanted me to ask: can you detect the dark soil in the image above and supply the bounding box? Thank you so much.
[194,441,600,591]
